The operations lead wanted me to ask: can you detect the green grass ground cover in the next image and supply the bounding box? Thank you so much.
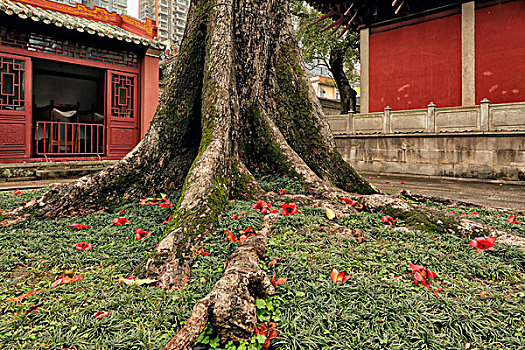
[0,183,524,350]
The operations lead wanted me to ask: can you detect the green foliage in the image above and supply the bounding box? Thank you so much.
[257,175,304,195]
[1,187,524,350]
[291,0,359,82]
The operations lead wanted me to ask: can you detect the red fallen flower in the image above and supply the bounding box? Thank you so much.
[445,210,456,214]
[51,273,83,288]
[74,242,93,251]
[507,215,521,225]
[278,189,287,195]
[239,210,251,215]
[135,228,152,241]
[408,262,437,291]
[68,223,91,230]
[162,214,174,224]
[381,215,398,227]
[13,189,22,195]
[231,215,239,220]
[400,181,405,184]
[307,195,314,199]
[271,272,287,287]
[9,290,40,304]
[267,257,282,270]
[282,202,299,216]
[239,233,256,243]
[330,267,351,285]
[195,247,211,257]
[342,197,357,206]
[256,321,279,350]
[469,236,496,253]
[94,310,113,319]
[225,229,238,242]
[470,211,479,216]
[252,200,272,214]
[113,217,131,226]
[118,210,125,214]
[159,198,173,208]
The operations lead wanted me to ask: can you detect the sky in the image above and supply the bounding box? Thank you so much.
[128,0,139,18]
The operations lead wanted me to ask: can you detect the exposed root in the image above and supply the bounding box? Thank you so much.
[162,215,278,350]
[401,190,489,209]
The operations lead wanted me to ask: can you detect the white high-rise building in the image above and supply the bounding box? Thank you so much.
[139,0,189,48]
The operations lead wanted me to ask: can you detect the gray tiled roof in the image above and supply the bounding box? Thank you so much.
[0,0,165,50]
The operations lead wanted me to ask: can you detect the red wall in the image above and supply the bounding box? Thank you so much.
[369,15,462,112]
[476,1,525,104]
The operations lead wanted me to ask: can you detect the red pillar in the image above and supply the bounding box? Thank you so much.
[140,52,160,138]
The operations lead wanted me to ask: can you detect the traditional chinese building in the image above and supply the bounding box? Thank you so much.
[0,0,164,163]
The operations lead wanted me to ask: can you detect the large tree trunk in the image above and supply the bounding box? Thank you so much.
[329,46,357,113]
[2,0,521,346]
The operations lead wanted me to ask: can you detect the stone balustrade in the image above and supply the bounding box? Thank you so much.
[327,100,525,135]
[326,101,525,180]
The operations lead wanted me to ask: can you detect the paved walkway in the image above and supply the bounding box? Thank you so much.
[364,173,525,211]
[1,174,524,211]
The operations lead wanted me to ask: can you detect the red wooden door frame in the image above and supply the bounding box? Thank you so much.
[0,52,32,160]
[105,70,139,157]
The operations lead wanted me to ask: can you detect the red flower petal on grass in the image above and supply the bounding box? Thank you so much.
[93,311,113,319]
[400,181,405,184]
[469,237,495,253]
[470,211,479,216]
[342,197,357,206]
[381,215,398,227]
[135,228,152,241]
[113,217,131,226]
[252,201,272,214]
[195,247,211,257]
[225,229,238,242]
[74,242,93,251]
[282,202,298,216]
[162,214,174,224]
[407,262,423,273]
[51,274,83,288]
[278,189,286,195]
[68,224,91,230]
[507,215,521,225]
[9,290,40,304]
[330,267,351,285]
[271,272,287,287]
[256,321,279,350]
[13,189,22,195]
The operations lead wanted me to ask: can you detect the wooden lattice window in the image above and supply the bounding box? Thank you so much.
[0,56,24,111]
[111,74,134,118]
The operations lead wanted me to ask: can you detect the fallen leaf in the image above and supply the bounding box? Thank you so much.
[118,276,157,286]
[9,290,40,304]
[324,206,336,220]
[93,310,113,319]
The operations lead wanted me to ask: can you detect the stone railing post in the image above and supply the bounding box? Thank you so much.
[427,102,436,133]
[383,106,392,134]
[480,98,490,132]
[346,113,355,135]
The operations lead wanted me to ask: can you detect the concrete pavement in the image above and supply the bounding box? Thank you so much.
[364,173,525,211]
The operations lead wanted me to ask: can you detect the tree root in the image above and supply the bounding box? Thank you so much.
[162,215,278,350]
